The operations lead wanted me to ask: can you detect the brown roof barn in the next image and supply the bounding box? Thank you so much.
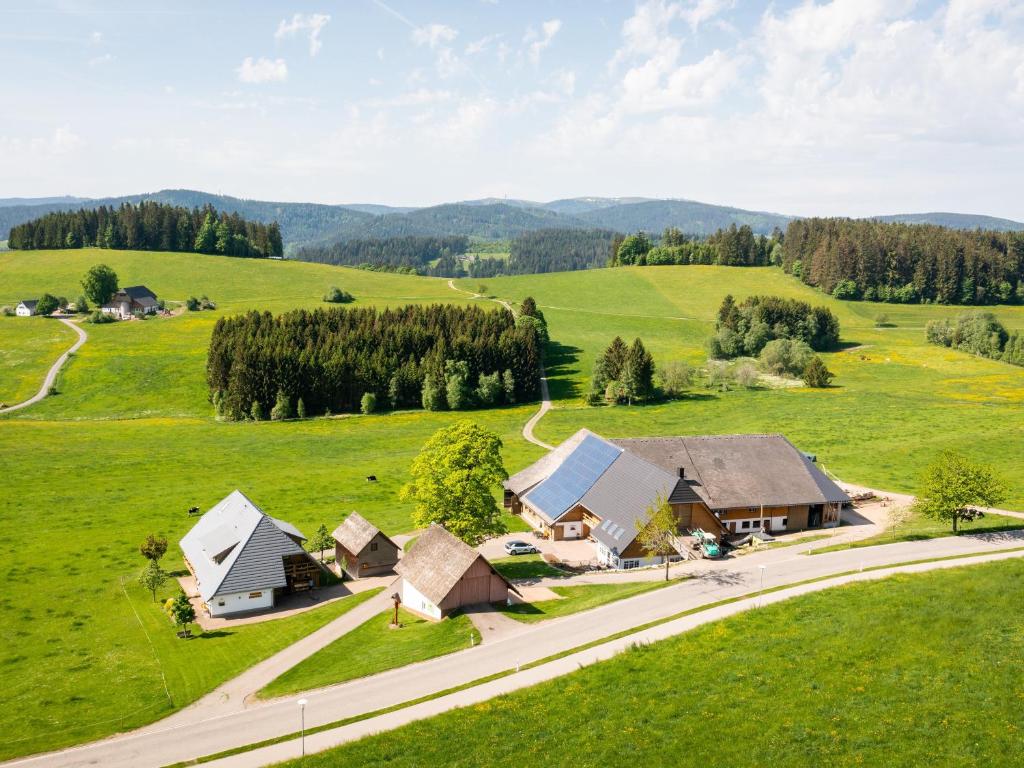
[332,512,400,579]
[396,525,519,620]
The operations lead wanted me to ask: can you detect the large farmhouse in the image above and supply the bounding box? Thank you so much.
[101,285,158,319]
[396,525,519,620]
[180,490,323,617]
[332,512,400,579]
[505,430,850,570]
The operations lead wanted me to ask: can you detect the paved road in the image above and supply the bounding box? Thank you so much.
[9,528,1024,768]
[0,318,86,415]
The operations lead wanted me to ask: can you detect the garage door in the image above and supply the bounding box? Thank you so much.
[460,575,491,605]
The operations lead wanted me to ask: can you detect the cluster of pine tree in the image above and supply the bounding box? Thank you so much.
[925,311,1024,367]
[295,235,469,273]
[7,202,283,258]
[207,304,542,419]
[708,294,841,359]
[589,336,655,405]
[612,224,783,267]
[782,218,1024,305]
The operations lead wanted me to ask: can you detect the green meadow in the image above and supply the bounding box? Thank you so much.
[0,316,75,404]
[0,249,1022,757]
[278,558,1024,768]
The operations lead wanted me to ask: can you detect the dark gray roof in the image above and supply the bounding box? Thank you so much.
[580,451,684,553]
[521,434,621,524]
[611,434,850,509]
[19,299,38,309]
[123,285,157,300]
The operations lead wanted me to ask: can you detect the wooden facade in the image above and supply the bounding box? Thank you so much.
[437,556,511,615]
[336,531,399,579]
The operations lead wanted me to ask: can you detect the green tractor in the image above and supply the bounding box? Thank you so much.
[692,528,721,559]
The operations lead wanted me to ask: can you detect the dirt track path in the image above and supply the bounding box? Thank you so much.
[0,318,86,415]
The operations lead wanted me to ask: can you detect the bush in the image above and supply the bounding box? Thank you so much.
[297,397,307,419]
[1,306,13,317]
[874,313,893,328]
[323,286,355,303]
[270,390,293,421]
[758,339,814,377]
[360,392,377,414]
[35,293,60,316]
[657,361,693,398]
[831,279,860,300]
[475,371,503,406]
[251,400,266,421]
[75,295,90,314]
[705,360,733,391]
[186,297,200,311]
[734,362,759,388]
[88,310,116,324]
[802,356,834,388]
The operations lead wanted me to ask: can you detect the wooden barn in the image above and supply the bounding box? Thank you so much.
[395,525,520,620]
[332,512,400,579]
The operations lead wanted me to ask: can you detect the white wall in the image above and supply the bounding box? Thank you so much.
[208,588,274,617]
[16,305,33,317]
[401,578,442,620]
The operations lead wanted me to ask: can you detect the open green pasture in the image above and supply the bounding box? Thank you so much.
[0,316,75,404]
[260,608,478,699]
[499,580,673,623]
[277,557,1024,768]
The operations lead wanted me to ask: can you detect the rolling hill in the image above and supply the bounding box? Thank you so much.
[872,212,1024,231]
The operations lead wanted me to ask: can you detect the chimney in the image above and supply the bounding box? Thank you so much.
[678,467,686,479]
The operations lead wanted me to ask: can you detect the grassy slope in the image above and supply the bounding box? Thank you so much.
[490,554,567,580]
[815,508,1024,553]
[498,581,672,623]
[260,608,478,699]
[2,251,1023,756]
[457,266,1024,506]
[278,558,1024,768]
[0,316,75,404]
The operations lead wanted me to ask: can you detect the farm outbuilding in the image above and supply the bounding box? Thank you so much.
[395,525,519,620]
[332,512,400,579]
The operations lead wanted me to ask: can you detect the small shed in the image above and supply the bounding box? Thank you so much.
[395,525,519,621]
[332,512,400,579]
[15,300,37,317]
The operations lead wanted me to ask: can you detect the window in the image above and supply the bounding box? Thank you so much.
[742,520,751,529]
[782,518,788,527]
[370,541,378,552]
[621,559,640,570]
[248,591,263,599]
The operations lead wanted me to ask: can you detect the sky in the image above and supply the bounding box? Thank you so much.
[2,0,1023,219]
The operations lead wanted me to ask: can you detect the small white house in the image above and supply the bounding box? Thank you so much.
[15,300,37,317]
[101,285,159,319]
[180,490,324,617]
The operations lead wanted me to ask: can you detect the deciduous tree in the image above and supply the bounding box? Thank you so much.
[139,534,168,563]
[139,560,168,602]
[81,264,119,306]
[913,451,1006,533]
[635,495,679,581]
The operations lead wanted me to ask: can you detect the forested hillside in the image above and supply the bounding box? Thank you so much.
[783,218,1024,304]
[8,202,283,258]
[578,199,791,235]
[295,235,469,273]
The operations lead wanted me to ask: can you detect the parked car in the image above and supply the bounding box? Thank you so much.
[504,540,539,555]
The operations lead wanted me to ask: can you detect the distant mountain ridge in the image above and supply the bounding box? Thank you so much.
[3,189,1021,250]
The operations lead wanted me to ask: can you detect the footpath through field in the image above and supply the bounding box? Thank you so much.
[9,528,1024,768]
[0,318,86,415]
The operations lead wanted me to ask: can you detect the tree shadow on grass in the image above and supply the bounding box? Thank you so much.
[195,630,233,640]
[544,340,582,401]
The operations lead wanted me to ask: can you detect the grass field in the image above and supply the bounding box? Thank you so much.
[490,553,567,580]
[499,581,672,623]
[2,249,1023,758]
[275,557,1024,768]
[0,316,75,404]
[814,508,1024,554]
[260,608,478,699]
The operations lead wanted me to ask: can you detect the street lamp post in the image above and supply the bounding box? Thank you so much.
[298,698,308,758]
[758,565,767,608]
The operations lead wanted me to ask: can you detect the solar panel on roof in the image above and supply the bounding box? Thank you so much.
[523,436,621,522]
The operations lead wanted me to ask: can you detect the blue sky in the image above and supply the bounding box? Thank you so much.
[2,0,1023,218]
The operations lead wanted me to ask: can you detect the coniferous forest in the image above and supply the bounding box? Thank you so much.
[782,218,1024,304]
[207,304,542,419]
[295,235,469,274]
[7,201,283,258]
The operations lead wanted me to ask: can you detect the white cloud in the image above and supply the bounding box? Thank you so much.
[524,18,561,64]
[275,13,331,57]
[465,33,501,56]
[88,53,114,68]
[89,31,103,45]
[236,57,288,84]
[412,23,458,49]
[681,0,734,31]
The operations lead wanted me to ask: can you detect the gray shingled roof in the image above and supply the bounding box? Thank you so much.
[180,490,310,602]
[19,299,38,309]
[396,525,519,606]
[611,434,850,509]
[505,428,595,496]
[123,285,157,300]
[332,511,394,555]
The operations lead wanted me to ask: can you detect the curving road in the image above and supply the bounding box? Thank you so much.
[8,528,1024,768]
[0,318,86,415]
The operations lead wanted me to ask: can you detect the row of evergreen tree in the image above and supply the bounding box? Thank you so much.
[925,311,1024,367]
[295,235,469,273]
[589,336,656,404]
[612,224,783,267]
[782,218,1024,305]
[708,294,841,359]
[7,202,284,258]
[207,304,543,419]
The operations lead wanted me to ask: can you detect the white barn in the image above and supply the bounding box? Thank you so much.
[15,300,38,317]
[180,490,323,617]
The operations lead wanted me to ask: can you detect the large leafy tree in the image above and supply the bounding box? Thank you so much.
[400,420,508,545]
[913,451,1006,533]
[139,534,168,563]
[81,264,119,306]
